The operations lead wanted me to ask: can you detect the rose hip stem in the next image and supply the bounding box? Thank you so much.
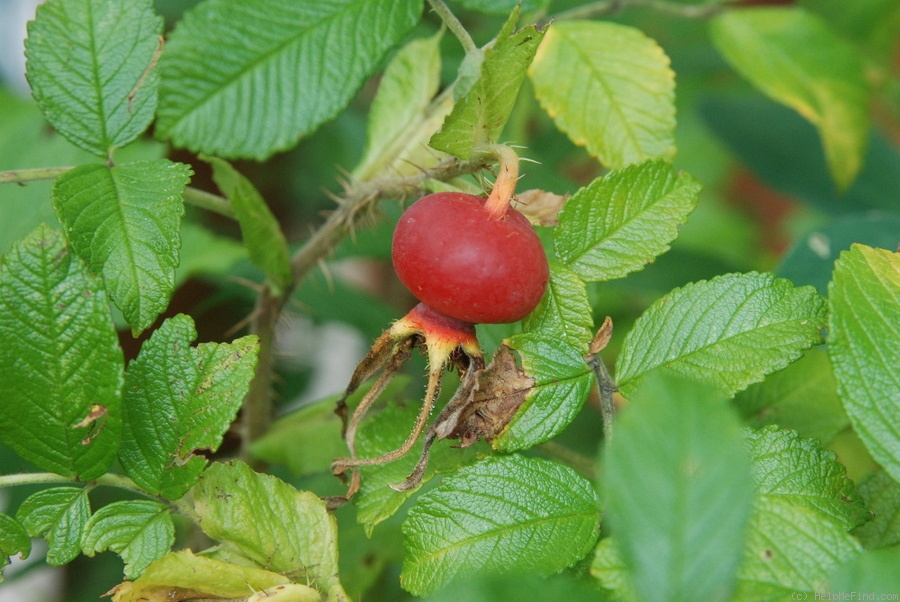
[482,144,520,220]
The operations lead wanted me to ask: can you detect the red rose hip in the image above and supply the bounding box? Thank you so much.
[391,191,549,324]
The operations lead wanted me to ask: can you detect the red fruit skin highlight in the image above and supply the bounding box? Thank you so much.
[391,192,549,324]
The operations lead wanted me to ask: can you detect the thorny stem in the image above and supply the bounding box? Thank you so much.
[239,286,279,465]
[427,0,477,53]
[0,472,201,525]
[551,0,721,22]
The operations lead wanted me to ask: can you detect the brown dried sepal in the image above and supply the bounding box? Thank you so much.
[513,189,568,227]
[437,344,535,447]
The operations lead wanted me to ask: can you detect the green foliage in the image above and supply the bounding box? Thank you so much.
[529,21,676,168]
[0,225,123,479]
[81,500,175,579]
[156,0,423,159]
[616,272,827,397]
[1,0,896,599]
[401,454,599,596]
[119,315,259,499]
[52,160,191,333]
[602,373,754,602]
[828,245,900,482]
[24,0,162,158]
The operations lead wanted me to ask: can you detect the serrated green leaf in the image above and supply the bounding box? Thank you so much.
[112,550,301,602]
[710,7,870,190]
[554,160,701,283]
[830,546,900,594]
[16,487,90,566]
[430,11,545,159]
[734,496,861,600]
[828,245,900,482]
[529,21,675,169]
[853,471,900,549]
[205,157,291,291]
[0,513,31,583]
[24,0,162,157]
[735,347,849,444]
[616,272,827,398]
[602,373,754,602]
[157,0,422,159]
[353,32,451,181]
[590,538,636,602]
[193,461,346,600]
[522,263,593,352]
[52,159,192,333]
[0,225,122,479]
[355,402,487,536]
[401,454,599,596]
[746,426,868,530]
[81,500,174,579]
[493,334,594,452]
[119,314,259,499]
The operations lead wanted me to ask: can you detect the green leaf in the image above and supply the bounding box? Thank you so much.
[602,373,754,602]
[493,334,594,452]
[0,513,31,583]
[119,315,259,499]
[52,160,192,333]
[828,245,900,482]
[853,471,900,549]
[157,0,422,159]
[113,550,306,602]
[799,0,900,66]
[353,32,451,181]
[522,263,593,352]
[616,272,827,398]
[206,157,291,291]
[81,500,174,579]
[734,496,861,599]
[401,454,599,596]
[16,487,91,566]
[430,11,545,159]
[590,538,636,602]
[0,225,123,479]
[24,0,161,157]
[553,160,701,283]
[710,7,870,190]
[830,546,900,594]
[529,21,676,169]
[746,426,867,530]
[355,402,487,536]
[735,348,849,444]
[193,461,346,600]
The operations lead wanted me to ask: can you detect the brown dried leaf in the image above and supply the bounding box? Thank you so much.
[512,189,568,226]
[587,316,614,356]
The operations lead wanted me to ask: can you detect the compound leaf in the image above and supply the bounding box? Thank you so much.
[206,157,291,292]
[81,500,174,579]
[0,225,122,479]
[157,0,422,159]
[828,245,900,482]
[554,160,701,283]
[734,496,861,599]
[710,7,870,189]
[493,334,594,452]
[0,513,31,583]
[523,262,593,352]
[602,373,753,602]
[52,160,192,333]
[616,272,827,398]
[16,487,91,566]
[24,0,162,157]
[193,461,346,600]
[529,21,675,169]
[118,314,258,500]
[746,426,868,530]
[430,10,544,159]
[401,454,599,596]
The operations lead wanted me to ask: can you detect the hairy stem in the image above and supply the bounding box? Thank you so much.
[427,0,477,53]
[586,352,617,442]
[481,144,520,219]
[239,286,279,466]
[0,472,200,524]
